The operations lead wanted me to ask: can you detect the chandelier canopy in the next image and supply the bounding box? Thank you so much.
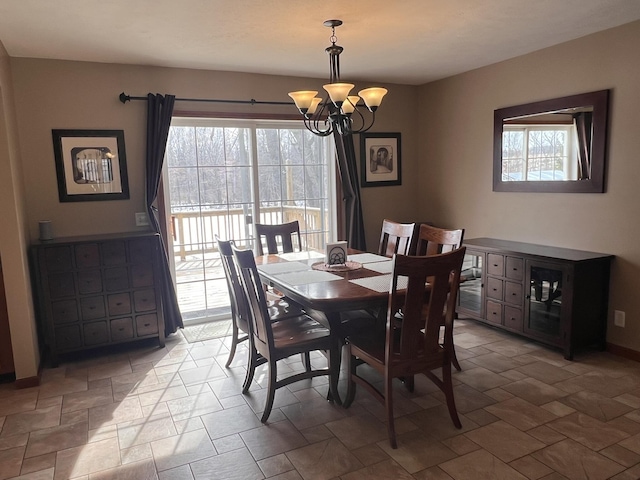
[288,20,387,137]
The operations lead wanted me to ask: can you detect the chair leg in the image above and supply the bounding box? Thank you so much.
[225,320,240,368]
[260,359,278,423]
[302,352,311,372]
[442,360,462,429]
[242,347,257,394]
[327,342,342,406]
[402,375,415,392]
[451,346,462,372]
[384,374,397,449]
[343,347,357,408]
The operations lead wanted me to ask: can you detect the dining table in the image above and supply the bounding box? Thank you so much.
[255,250,404,339]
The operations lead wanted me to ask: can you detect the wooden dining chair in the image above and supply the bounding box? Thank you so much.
[232,244,342,422]
[378,219,416,258]
[415,224,465,371]
[415,224,465,256]
[215,235,306,371]
[343,247,466,448]
[254,221,302,256]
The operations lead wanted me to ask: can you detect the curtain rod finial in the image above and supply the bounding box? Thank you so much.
[119,92,131,104]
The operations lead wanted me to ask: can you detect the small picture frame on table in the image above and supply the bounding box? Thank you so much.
[360,132,401,187]
[52,129,130,202]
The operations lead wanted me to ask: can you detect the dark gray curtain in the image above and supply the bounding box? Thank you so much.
[333,130,366,251]
[146,93,183,336]
[574,112,593,180]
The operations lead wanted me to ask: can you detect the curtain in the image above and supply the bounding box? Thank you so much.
[333,131,367,251]
[574,112,593,180]
[145,93,183,336]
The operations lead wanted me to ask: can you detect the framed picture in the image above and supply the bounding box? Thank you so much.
[52,129,130,202]
[360,132,401,187]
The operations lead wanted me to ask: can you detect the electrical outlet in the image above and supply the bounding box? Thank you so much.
[135,212,149,227]
[614,310,625,328]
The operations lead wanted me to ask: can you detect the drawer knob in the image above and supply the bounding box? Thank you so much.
[144,323,151,327]
[118,328,125,331]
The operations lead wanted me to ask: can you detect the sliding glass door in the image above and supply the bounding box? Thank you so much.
[164,118,335,323]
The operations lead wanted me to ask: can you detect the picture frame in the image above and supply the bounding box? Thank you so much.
[52,129,130,202]
[360,132,401,187]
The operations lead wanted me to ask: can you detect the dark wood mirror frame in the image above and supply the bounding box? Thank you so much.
[493,89,610,193]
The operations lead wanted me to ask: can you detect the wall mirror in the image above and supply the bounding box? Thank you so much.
[493,89,609,193]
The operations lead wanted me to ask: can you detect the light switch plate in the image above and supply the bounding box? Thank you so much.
[135,212,149,226]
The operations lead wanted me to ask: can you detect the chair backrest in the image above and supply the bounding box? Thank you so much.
[232,245,274,355]
[386,247,466,366]
[378,219,416,258]
[215,235,250,333]
[254,221,302,256]
[415,224,464,256]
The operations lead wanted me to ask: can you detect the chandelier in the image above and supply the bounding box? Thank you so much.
[288,20,388,137]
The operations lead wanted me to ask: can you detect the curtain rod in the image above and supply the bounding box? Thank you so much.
[119,92,292,106]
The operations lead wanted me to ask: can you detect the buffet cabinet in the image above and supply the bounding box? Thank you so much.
[457,238,613,360]
[31,232,165,366]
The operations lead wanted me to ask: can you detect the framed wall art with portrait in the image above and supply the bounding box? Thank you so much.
[360,132,401,187]
[52,129,130,202]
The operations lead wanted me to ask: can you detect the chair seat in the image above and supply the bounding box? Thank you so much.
[272,315,331,349]
[267,298,304,320]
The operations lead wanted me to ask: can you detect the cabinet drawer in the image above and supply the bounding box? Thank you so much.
[505,256,524,281]
[51,300,79,325]
[101,241,127,266]
[48,273,75,298]
[83,321,108,346]
[136,314,159,336]
[504,306,523,331]
[131,265,154,288]
[110,318,134,341]
[134,289,156,312]
[55,325,82,350]
[80,296,106,321]
[505,281,523,305]
[486,300,502,325]
[104,267,130,291]
[44,246,73,272]
[486,277,503,300]
[108,293,132,316]
[487,254,504,277]
[129,238,154,264]
[77,270,103,295]
[75,244,100,268]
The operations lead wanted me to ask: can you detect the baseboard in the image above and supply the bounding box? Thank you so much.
[607,343,640,362]
[14,375,40,389]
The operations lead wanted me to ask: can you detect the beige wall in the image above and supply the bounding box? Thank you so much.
[418,20,640,351]
[0,43,40,379]
[4,58,419,375]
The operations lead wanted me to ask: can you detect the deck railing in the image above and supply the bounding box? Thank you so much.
[171,206,327,260]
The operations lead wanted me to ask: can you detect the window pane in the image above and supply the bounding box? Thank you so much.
[195,127,225,166]
[166,127,197,167]
[259,166,282,203]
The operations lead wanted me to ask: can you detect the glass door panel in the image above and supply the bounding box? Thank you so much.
[525,261,565,339]
[458,251,484,318]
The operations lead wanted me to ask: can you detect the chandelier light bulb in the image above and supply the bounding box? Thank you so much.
[323,83,355,107]
[288,90,319,114]
[341,95,361,114]
[358,87,388,112]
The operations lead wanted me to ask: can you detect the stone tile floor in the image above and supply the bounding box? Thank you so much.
[2,318,640,479]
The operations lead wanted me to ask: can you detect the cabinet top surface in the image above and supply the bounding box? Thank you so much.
[32,231,159,247]
[464,237,613,262]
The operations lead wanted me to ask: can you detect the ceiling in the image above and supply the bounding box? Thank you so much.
[1,0,640,85]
